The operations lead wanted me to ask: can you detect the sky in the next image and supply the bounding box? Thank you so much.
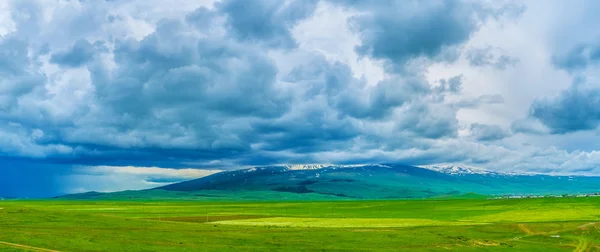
[3,0,600,197]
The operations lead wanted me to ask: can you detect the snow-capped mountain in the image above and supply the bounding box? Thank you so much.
[418,165,532,176]
[243,164,524,176]
[284,164,334,170]
[419,165,496,175]
[280,163,497,175]
[246,164,507,175]
[63,163,600,200]
[283,164,392,171]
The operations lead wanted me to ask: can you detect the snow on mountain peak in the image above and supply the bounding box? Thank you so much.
[242,163,516,176]
[419,165,495,175]
[284,164,338,170]
[284,164,392,170]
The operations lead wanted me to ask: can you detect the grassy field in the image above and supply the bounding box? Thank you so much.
[1,197,600,251]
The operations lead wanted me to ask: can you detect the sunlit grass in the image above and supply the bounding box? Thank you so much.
[214,217,487,228]
[1,197,600,251]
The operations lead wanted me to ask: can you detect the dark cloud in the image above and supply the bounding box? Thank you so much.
[529,83,600,134]
[511,118,549,135]
[66,18,291,158]
[283,54,431,120]
[0,36,45,102]
[50,39,96,67]
[396,103,459,139]
[434,75,463,94]
[1,0,479,169]
[552,42,600,72]
[251,55,427,153]
[334,0,489,72]
[470,123,511,141]
[9,0,43,39]
[0,35,49,132]
[185,7,217,29]
[1,12,293,167]
[0,157,69,198]
[466,46,519,69]
[216,0,318,48]
[106,19,287,118]
[363,76,431,118]
[0,0,547,197]
[241,53,460,157]
[454,94,504,108]
[0,36,31,76]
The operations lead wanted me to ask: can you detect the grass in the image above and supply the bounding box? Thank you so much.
[212,217,486,228]
[1,197,600,251]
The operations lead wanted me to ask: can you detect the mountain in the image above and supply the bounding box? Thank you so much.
[419,165,500,175]
[59,164,600,200]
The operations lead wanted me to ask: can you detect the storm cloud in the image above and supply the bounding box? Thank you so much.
[2,0,600,196]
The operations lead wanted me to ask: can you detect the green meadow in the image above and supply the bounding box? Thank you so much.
[1,197,600,251]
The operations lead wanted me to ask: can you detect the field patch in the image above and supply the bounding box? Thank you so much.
[68,208,129,211]
[518,224,534,235]
[0,240,61,252]
[2,198,600,251]
[461,207,600,223]
[213,217,487,228]
[149,215,266,223]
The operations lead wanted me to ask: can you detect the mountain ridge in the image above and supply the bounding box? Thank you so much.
[58,164,600,200]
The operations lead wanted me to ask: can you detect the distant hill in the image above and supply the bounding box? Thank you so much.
[59,164,600,200]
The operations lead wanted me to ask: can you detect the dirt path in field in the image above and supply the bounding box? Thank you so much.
[514,222,596,252]
[573,237,590,252]
[518,222,597,237]
[518,224,534,235]
[0,241,61,252]
[578,222,597,229]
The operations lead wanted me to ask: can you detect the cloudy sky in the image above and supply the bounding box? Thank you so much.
[3,0,600,197]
